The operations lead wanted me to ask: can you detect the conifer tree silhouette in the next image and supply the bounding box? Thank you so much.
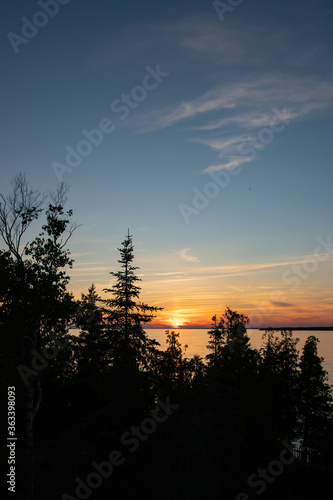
[103,230,162,377]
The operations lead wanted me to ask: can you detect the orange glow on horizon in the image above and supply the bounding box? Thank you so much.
[70,254,333,329]
[71,283,333,329]
[173,318,184,328]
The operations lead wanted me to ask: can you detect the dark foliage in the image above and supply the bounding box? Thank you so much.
[1,176,332,500]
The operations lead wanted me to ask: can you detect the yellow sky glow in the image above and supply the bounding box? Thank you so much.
[69,251,333,328]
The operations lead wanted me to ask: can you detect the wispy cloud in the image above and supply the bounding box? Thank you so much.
[70,266,111,276]
[202,156,253,173]
[135,252,333,291]
[179,248,200,263]
[189,135,250,156]
[189,112,292,131]
[85,9,333,177]
[270,301,295,308]
[141,75,333,132]
[174,11,333,73]
[137,74,333,173]
[84,11,333,179]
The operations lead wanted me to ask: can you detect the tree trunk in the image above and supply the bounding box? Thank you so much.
[25,321,40,498]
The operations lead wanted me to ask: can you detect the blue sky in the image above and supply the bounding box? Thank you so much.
[1,0,333,327]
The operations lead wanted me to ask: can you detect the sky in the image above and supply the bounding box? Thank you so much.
[1,0,333,328]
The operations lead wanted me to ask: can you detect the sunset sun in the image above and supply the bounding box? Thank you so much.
[168,317,184,328]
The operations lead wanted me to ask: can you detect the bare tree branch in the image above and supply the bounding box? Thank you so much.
[61,221,81,249]
[0,173,46,260]
[48,181,69,207]
[47,182,81,249]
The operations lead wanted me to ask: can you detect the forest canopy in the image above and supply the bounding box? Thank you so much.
[1,176,332,500]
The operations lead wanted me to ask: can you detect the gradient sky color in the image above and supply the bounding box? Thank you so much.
[1,0,333,328]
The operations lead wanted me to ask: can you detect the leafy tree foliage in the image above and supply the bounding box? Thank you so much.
[259,329,301,440]
[298,335,333,447]
[0,175,76,498]
[206,307,258,378]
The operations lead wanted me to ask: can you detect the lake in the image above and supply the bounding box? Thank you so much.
[68,327,333,387]
[145,328,333,387]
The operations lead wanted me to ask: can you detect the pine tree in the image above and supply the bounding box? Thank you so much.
[206,315,224,368]
[74,284,109,376]
[161,330,184,387]
[103,230,162,374]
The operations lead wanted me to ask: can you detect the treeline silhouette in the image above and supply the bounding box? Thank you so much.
[1,175,332,500]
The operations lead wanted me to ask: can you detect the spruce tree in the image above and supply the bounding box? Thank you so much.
[206,315,224,368]
[103,230,162,374]
[160,330,184,387]
[74,284,109,376]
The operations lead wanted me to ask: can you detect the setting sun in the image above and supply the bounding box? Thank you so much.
[169,317,184,328]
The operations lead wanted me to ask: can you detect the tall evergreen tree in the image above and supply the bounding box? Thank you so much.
[74,283,109,376]
[103,231,162,385]
[58,284,117,428]
[206,315,224,368]
[158,330,186,390]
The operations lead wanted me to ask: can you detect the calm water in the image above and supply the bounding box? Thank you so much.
[145,329,333,387]
[68,328,333,387]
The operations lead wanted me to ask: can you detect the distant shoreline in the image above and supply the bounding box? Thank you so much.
[258,327,333,331]
[144,326,333,331]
